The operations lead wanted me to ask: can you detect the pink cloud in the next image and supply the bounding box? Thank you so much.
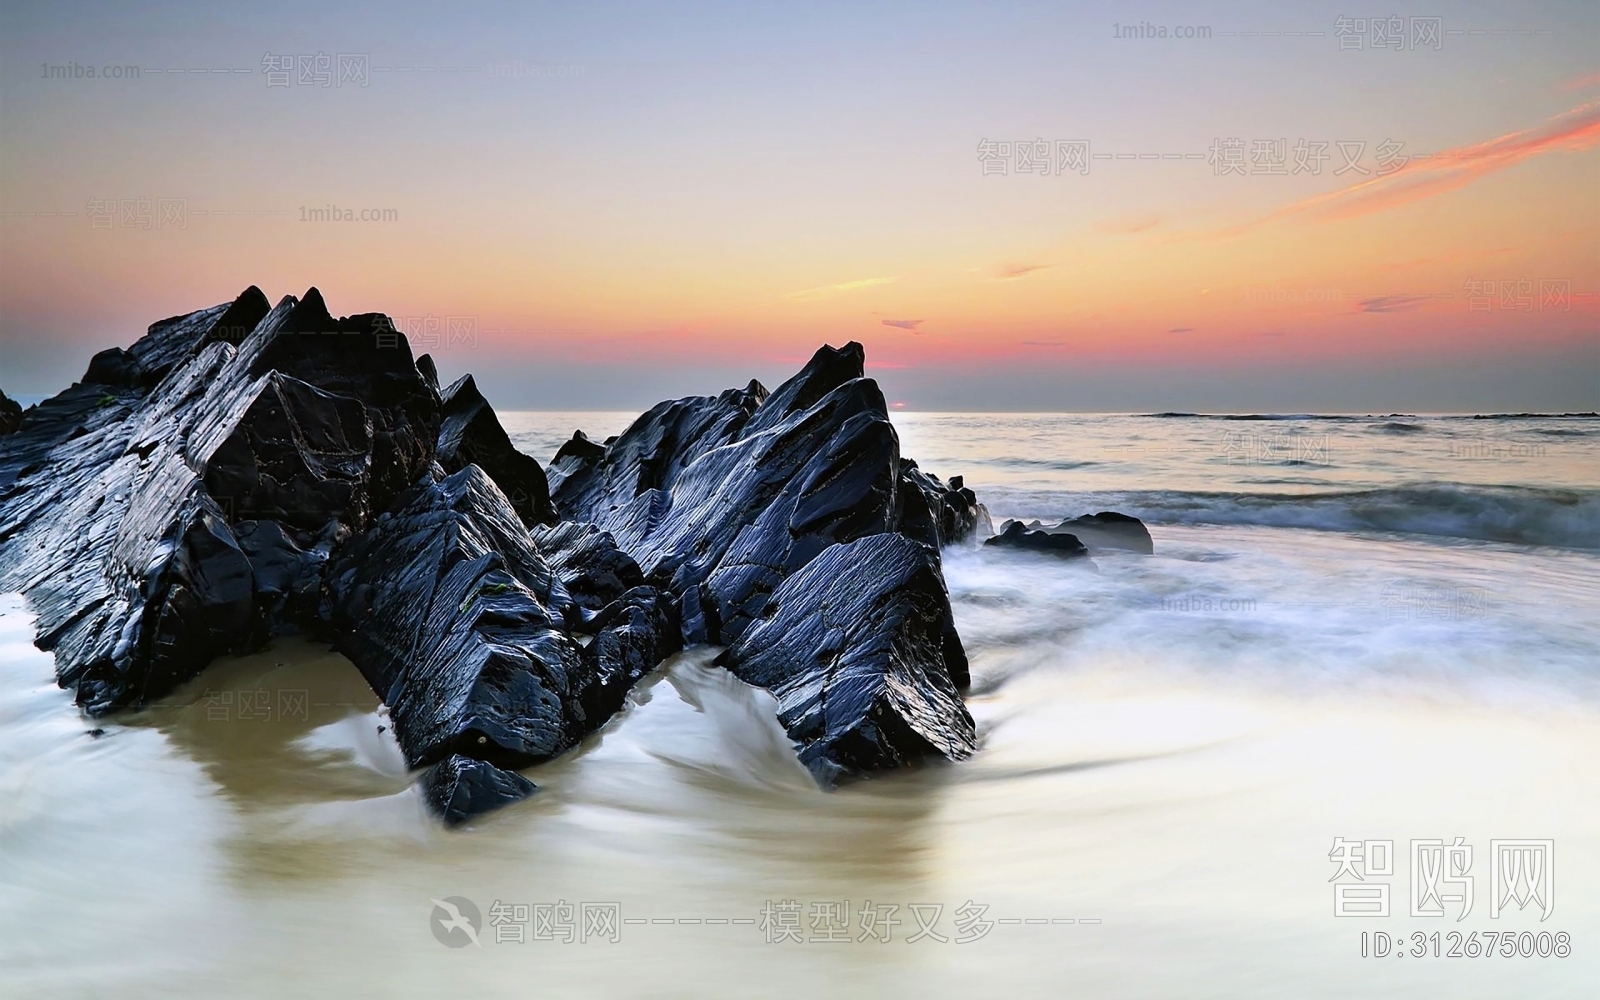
[1354,294,1433,313]
[995,263,1053,279]
[1213,100,1600,236]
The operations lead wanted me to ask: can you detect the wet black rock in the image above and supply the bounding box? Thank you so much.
[996,511,1153,555]
[325,464,677,771]
[578,584,680,724]
[721,533,975,784]
[551,343,978,778]
[437,374,557,527]
[529,520,647,613]
[420,753,538,827]
[550,343,982,642]
[0,286,440,715]
[0,292,274,484]
[985,520,1093,559]
[2,293,983,818]
[901,463,990,550]
[82,286,273,390]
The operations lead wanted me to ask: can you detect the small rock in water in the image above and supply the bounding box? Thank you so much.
[1051,512,1154,554]
[419,754,537,828]
[994,511,1153,556]
[985,520,1094,559]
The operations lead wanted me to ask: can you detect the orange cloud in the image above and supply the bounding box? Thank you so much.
[1215,100,1600,237]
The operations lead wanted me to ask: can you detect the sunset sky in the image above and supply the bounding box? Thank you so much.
[1,0,1595,410]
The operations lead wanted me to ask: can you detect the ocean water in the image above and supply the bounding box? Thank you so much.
[2,412,1597,998]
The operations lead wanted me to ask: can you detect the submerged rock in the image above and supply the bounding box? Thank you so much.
[1053,512,1153,554]
[996,511,1153,555]
[901,464,989,550]
[985,520,1093,559]
[420,753,538,827]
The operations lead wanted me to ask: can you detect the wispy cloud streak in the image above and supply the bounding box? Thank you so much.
[785,276,897,299]
[1212,100,1600,237]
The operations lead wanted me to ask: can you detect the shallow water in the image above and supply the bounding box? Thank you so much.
[3,412,1597,998]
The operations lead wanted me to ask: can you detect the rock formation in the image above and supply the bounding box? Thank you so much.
[0,288,988,822]
[549,343,983,781]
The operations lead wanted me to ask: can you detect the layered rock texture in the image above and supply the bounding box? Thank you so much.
[0,288,989,821]
[549,342,985,782]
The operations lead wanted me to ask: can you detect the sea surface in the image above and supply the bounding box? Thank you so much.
[3,411,1597,998]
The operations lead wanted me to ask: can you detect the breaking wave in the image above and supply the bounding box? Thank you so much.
[992,483,1600,550]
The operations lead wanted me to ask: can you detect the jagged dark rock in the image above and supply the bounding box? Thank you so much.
[0,389,22,436]
[720,533,975,784]
[985,519,1094,559]
[0,286,441,715]
[551,428,607,467]
[551,342,978,778]
[902,464,985,550]
[2,293,985,819]
[529,520,647,612]
[415,353,440,391]
[997,512,1153,555]
[324,464,677,770]
[420,754,538,827]
[437,374,557,527]
[82,286,273,390]
[579,584,680,723]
